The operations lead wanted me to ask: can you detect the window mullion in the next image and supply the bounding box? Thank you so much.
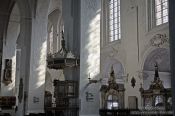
[109,0,121,42]
[118,0,120,40]
[154,0,168,26]
[113,0,115,41]
[161,0,163,24]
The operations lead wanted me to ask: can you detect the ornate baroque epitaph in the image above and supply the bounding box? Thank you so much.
[3,59,12,85]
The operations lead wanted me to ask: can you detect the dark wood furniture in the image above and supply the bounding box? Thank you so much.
[0,96,16,109]
[99,109,173,116]
[45,80,79,116]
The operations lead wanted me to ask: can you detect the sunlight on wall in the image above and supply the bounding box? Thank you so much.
[8,55,16,91]
[80,0,101,114]
[36,41,47,88]
[86,11,100,79]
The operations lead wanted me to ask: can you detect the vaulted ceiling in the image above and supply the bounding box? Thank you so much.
[0,0,15,58]
[0,0,15,40]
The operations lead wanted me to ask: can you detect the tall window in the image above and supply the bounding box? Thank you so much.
[147,0,168,30]
[155,0,168,26]
[49,26,53,53]
[109,0,121,42]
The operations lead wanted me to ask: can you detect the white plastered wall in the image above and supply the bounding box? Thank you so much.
[100,0,169,109]
[80,0,101,115]
[27,0,50,114]
[1,4,20,96]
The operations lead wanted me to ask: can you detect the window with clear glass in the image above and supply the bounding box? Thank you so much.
[155,0,168,26]
[106,95,119,109]
[49,26,54,53]
[109,0,121,42]
[155,95,163,106]
[57,21,64,51]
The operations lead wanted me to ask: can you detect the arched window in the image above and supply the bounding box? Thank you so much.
[57,20,64,51]
[49,26,54,53]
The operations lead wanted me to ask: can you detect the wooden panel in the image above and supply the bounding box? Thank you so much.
[0,96,16,109]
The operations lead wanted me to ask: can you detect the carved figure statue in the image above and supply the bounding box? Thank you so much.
[108,66,118,90]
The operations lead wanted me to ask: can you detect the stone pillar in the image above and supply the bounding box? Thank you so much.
[62,0,80,82]
[169,0,175,115]
[80,0,101,115]
[15,1,33,115]
[26,0,49,114]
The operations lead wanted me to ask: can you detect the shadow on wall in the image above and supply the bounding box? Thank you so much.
[35,41,47,89]
[81,4,101,81]
[80,0,101,115]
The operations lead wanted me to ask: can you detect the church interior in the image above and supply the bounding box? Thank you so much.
[0,0,174,116]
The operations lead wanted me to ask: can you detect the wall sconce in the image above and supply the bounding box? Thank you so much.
[88,77,98,84]
[88,73,101,84]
